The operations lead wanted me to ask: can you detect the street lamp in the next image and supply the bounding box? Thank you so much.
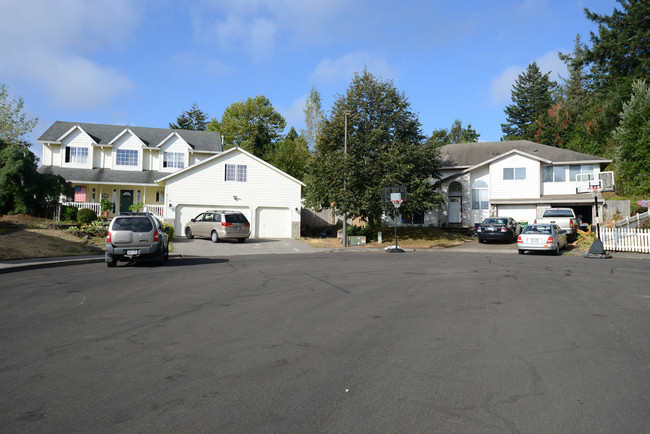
[342,110,351,247]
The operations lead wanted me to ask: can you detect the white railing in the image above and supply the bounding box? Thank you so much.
[62,201,101,214]
[615,211,650,228]
[61,202,164,218]
[601,227,650,253]
[144,204,164,218]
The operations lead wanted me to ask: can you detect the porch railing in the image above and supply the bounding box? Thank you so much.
[61,202,164,219]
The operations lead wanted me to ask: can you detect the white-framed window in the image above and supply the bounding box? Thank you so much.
[116,149,138,166]
[569,164,595,181]
[471,180,488,210]
[65,146,88,164]
[503,167,526,180]
[542,165,566,183]
[156,190,164,202]
[163,152,184,168]
[225,164,247,182]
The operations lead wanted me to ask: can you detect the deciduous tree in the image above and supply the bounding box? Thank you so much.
[305,70,442,228]
[208,95,286,159]
[0,83,38,143]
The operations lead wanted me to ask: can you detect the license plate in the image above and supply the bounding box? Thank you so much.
[126,250,139,256]
[529,239,540,244]
[487,227,495,231]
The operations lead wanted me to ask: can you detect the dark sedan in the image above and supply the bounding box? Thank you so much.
[477,217,521,243]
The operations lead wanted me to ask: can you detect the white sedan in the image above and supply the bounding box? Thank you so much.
[517,224,568,255]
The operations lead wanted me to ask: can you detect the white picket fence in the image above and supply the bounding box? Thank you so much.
[600,227,650,253]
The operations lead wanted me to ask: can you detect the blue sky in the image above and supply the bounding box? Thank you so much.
[1,0,617,163]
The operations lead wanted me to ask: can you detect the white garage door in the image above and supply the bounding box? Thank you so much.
[256,207,290,238]
[497,205,536,223]
[175,205,250,236]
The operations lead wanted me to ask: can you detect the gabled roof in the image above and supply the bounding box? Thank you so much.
[37,121,223,153]
[56,125,98,145]
[156,131,191,149]
[156,147,305,186]
[108,128,147,147]
[439,140,611,169]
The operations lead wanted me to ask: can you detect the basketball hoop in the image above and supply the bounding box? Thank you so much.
[392,199,403,209]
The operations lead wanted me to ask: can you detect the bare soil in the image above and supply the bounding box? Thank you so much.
[0,214,104,260]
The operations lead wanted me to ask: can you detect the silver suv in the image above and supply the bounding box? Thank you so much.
[105,212,169,267]
[184,210,251,243]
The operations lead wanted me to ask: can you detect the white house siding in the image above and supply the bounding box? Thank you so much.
[112,132,143,171]
[42,144,54,166]
[541,165,602,195]
[159,136,190,172]
[61,128,93,169]
[165,150,302,239]
[469,168,490,225]
[489,154,541,200]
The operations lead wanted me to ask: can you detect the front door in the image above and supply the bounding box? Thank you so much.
[449,197,462,224]
[120,190,134,213]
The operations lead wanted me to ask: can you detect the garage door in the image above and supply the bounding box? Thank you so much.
[497,205,537,223]
[175,205,250,236]
[256,207,290,238]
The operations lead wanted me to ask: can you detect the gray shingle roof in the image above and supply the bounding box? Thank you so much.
[38,166,165,185]
[37,121,222,153]
[439,140,611,168]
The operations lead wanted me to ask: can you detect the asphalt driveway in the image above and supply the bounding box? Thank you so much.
[171,237,328,256]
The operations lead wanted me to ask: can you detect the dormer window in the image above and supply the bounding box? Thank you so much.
[163,152,184,169]
[65,146,88,164]
[116,149,138,166]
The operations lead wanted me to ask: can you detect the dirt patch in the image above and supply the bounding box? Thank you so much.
[0,214,104,260]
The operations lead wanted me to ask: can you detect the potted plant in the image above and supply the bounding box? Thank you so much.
[100,198,112,218]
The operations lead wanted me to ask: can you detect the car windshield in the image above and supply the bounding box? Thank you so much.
[483,218,507,225]
[225,214,249,224]
[113,217,153,232]
[523,225,552,234]
[544,210,574,217]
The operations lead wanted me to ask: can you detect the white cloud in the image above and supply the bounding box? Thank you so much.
[0,0,139,109]
[310,52,398,85]
[490,50,568,105]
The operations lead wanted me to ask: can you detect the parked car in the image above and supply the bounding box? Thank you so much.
[105,212,169,267]
[477,217,521,243]
[534,208,580,242]
[517,224,568,255]
[185,210,251,243]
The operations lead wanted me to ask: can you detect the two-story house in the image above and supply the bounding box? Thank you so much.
[430,140,613,229]
[37,121,305,238]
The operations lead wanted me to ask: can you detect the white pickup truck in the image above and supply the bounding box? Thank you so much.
[534,208,580,241]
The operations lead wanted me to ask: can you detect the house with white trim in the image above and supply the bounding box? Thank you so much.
[37,121,304,238]
[429,140,613,228]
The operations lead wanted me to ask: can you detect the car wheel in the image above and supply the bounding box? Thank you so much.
[185,227,193,239]
[158,249,166,266]
[211,231,219,243]
[237,238,246,243]
[164,246,169,261]
[555,244,561,256]
[518,249,525,255]
[106,255,117,267]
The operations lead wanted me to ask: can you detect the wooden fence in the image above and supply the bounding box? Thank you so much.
[615,211,649,228]
[600,227,650,253]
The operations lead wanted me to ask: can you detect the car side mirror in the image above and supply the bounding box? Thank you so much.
[191,219,195,222]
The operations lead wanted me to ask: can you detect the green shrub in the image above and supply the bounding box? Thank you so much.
[347,224,379,240]
[77,208,97,224]
[62,206,78,222]
[163,223,174,239]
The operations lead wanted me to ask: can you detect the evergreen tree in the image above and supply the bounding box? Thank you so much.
[427,119,480,146]
[612,80,650,195]
[305,70,442,228]
[301,86,324,150]
[169,103,209,131]
[501,62,557,141]
[266,127,311,181]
